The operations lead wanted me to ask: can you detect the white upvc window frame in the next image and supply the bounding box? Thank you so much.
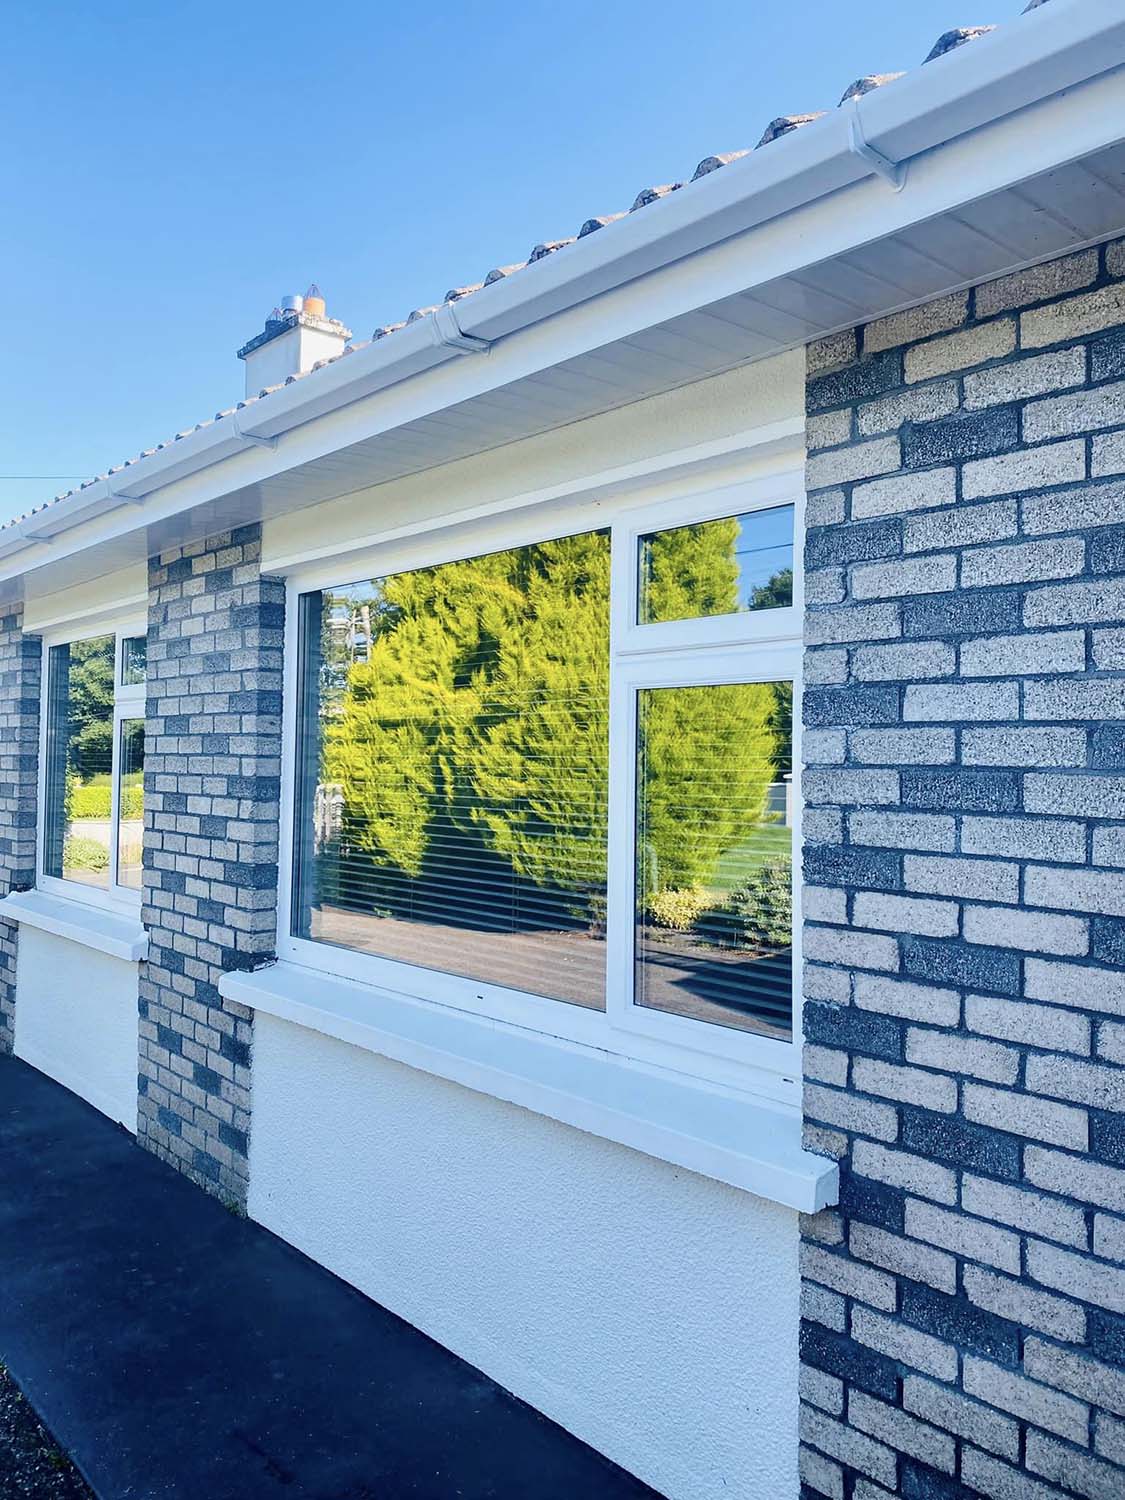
[37,611,147,915]
[276,460,804,1106]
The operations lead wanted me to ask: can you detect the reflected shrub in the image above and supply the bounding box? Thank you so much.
[646,885,712,931]
[722,856,793,950]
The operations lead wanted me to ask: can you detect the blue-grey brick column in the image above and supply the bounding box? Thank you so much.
[799,239,1125,1499]
[0,604,40,1053]
[139,525,283,1204]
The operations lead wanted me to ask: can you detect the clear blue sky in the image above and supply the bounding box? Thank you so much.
[1,0,1027,522]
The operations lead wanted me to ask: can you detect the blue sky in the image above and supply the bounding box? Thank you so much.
[1,0,1028,523]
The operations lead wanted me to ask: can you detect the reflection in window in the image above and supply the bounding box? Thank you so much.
[117,719,145,890]
[45,636,116,888]
[638,504,794,624]
[294,531,611,1008]
[121,635,147,686]
[635,681,793,1039]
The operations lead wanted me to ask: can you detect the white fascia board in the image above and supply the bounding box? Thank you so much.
[2,5,1123,576]
[221,960,838,1212]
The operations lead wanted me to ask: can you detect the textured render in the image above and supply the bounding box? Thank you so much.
[0,606,39,1054]
[138,526,283,1204]
[249,1014,800,1500]
[799,239,1125,1499]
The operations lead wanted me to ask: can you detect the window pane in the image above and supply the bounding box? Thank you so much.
[638,504,794,624]
[121,635,147,686]
[44,636,116,889]
[635,681,793,1039]
[294,531,611,1009]
[117,718,145,890]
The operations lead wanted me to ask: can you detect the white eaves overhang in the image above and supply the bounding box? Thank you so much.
[3,0,1124,599]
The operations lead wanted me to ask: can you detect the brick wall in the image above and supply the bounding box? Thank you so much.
[138,525,284,1205]
[0,605,39,1053]
[799,241,1125,1499]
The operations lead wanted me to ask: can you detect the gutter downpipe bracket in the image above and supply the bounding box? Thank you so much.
[847,98,908,192]
[431,301,493,355]
[231,413,278,450]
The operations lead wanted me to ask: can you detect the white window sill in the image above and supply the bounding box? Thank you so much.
[0,889,148,963]
[219,960,838,1214]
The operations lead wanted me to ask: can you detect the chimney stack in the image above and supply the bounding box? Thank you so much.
[236,284,352,396]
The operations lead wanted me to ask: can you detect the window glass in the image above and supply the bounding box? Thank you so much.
[121,635,147,686]
[638,504,794,624]
[294,530,611,1008]
[45,636,116,888]
[117,719,145,890]
[634,680,793,1039]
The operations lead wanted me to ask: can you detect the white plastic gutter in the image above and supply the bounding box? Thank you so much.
[2,0,1122,568]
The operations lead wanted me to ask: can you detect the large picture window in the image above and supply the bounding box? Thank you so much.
[287,476,800,1082]
[43,627,146,902]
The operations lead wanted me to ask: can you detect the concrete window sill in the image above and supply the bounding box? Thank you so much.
[220,959,837,1214]
[0,889,148,963]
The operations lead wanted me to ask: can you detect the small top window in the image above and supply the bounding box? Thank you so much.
[121,635,147,686]
[637,503,794,625]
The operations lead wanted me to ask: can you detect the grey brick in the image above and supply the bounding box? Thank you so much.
[1027,1431,1124,1500]
[853,891,959,939]
[800,1364,845,1416]
[865,292,969,354]
[903,1375,1020,1461]
[850,1305,958,1382]
[852,641,955,681]
[964,1263,1086,1343]
[857,382,959,437]
[1093,1214,1125,1264]
[1024,478,1125,538]
[804,729,848,767]
[964,904,1088,958]
[800,1405,897,1489]
[1025,773,1125,820]
[1095,1411,1125,1466]
[903,500,1017,554]
[1093,629,1125,671]
[847,1390,955,1475]
[807,603,901,646]
[967,993,1089,1054]
[963,345,1086,407]
[961,1172,1089,1248]
[963,1356,1089,1443]
[807,408,853,450]
[808,329,858,376]
[905,319,1016,381]
[854,1057,957,1112]
[1025,379,1125,442]
[1024,1337,1125,1418]
[1021,282,1125,347]
[804,1082,898,1143]
[850,1223,956,1294]
[961,629,1084,678]
[975,249,1099,317]
[905,854,1019,905]
[806,648,850,686]
[804,769,900,806]
[807,488,847,526]
[1092,429,1125,479]
[962,535,1085,587]
[805,886,848,924]
[965,1080,1087,1150]
[903,681,1019,722]
[805,568,846,605]
[851,466,956,519]
[799,1444,843,1499]
[1025,1053,1125,1112]
[804,926,900,972]
[962,726,1086,767]
[963,813,1086,863]
[906,1028,1019,1084]
[853,1140,957,1205]
[961,1448,1060,1500]
[805,1044,850,1086]
[904,1199,1021,1274]
[854,974,960,1026]
[1025,1147,1125,1213]
[962,438,1086,499]
[852,554,957,601]
[803,1282,847,1333]
[849,810,956,853]
[800,1242,898,1310]
[1025,679,1125,722]
[1097,1021,1125,1065]
[1026,959,1125,1019]
[807,437,901,490]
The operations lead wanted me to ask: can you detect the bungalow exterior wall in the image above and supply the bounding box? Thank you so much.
[0,236,1123,1499]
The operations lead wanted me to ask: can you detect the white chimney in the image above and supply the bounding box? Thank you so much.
[236,284,352,397]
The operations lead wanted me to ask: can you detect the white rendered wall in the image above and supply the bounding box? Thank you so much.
[13,926,138,1132]
[250,1014,800,1500]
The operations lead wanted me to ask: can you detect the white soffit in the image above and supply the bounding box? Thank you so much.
[5,38,1125,599]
